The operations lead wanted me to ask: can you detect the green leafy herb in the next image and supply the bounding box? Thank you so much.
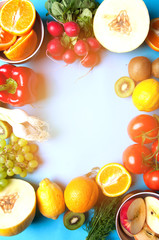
[45,0,99,38]
[85,196,122,240]
[61,33,78,48]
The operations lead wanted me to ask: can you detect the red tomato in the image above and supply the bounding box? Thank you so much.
[122,144,153,174]
[143,170,159,190]
[152,139,159,161]
[127,114,159,144]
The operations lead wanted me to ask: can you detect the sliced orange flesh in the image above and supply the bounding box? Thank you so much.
[146,18,159,51]
[0,0,36,36]
[0,27,17,51]
[96,163,131,197]
[4,29,37,60]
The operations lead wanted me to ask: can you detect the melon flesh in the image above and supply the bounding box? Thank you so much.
[0,178,36,236]
[93,0,150,53]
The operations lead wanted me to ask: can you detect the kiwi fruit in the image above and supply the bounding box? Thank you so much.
[63,211,85,230]
[0,120,12,139]
[128,56,151,82]
[152,58,159,78]
[114,76,135,98]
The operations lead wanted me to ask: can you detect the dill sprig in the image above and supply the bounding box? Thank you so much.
[85,196,122,240]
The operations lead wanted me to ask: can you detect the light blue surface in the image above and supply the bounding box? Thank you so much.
[0,0,159,240]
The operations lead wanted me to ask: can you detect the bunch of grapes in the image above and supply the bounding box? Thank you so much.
[0,133,39,189]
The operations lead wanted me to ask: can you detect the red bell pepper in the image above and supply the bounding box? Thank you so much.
[0,64,38,107]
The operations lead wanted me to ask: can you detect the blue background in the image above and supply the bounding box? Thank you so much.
[0,0,159,240]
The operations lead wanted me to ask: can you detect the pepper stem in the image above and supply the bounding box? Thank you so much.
[0,83,10,91]
[0,78,18,94]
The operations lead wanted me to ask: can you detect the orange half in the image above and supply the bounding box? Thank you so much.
[0,0,36,36]
[146,18,159,51]
[0,27,17,51]
[4,29,37,60]
[96,163,132,197]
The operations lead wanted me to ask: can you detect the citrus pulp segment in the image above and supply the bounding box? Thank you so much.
[0,27,17,51]
[0,0,36,36]
[4,29,37,60]
[146,18,159,51]
[96,163,132,197]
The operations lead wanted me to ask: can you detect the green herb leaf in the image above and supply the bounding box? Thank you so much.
[85,196,122,240]
[51,2,65,21]
[61,33,71,48]
[45,0,99,37]
[79,8,92,18]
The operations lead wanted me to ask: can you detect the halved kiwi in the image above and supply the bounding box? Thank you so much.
[63,211,85,230]
[114,76,135,98]
[0,121,12,139]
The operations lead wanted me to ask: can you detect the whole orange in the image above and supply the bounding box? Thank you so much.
[64,176,99,213]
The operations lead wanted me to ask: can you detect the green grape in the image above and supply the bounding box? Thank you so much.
[0,178,8,187]
[4,145,12,153]
[20,169,27,178]
[29,144,38,153]
[0,164,5,172]
[0,171,7,179]
[0,149,4,154]
[18,161,27,169]
[8,153,16,161]
[22,145,30,154]
[7,168,14,176]
[26,167,34,173]
[0,140,6,148]
[28,160,38,168]
[5,160,14,168]
[13,166,22,175]
[24,153,33,161]
[18,139,28,147]
[10,133,19,144]
[0,155,6,163]
[16,154,24,163]
[13,143,20,151]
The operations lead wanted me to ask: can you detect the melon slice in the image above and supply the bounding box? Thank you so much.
[93,0,150,53]
[0,178,36,236]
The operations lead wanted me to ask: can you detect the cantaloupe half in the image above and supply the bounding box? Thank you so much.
[93,0,150,53]
[0,178,36,236]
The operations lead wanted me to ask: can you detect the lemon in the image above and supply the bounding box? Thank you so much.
[36,178,65,220]
[132,78,159,112]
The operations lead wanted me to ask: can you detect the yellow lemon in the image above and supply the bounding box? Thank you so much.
[132,78,159,112]
[36,178,65,220]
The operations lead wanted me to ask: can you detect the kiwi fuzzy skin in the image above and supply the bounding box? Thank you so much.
[152,58,159,78]
[128,56,151,82]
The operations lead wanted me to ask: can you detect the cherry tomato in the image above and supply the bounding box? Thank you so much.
[152,139,159,161]
[122,144,153,174]
[143,170,159,190]
[127,114,159,144]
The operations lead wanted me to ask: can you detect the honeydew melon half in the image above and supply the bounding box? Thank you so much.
[0,178,36,236]
[93,0,150,53]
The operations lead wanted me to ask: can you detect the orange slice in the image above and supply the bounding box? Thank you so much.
[4,29,37,60]
[146,18,159,51]
[0,27,17,51]
[0,0,36,36]
[96,163,132,197]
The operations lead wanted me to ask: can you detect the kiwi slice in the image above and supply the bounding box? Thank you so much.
[63,211,85,230]
[0,120,12,139]
[114,76,135,98]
